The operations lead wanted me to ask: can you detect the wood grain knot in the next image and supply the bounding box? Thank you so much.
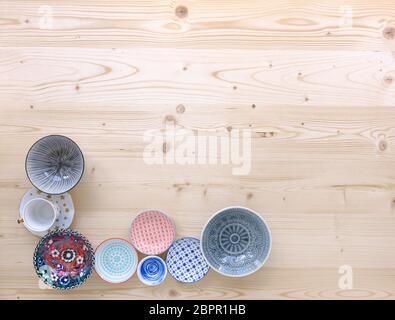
[377,140,387,152]
[176,104,185,114]
[175,6,188,18]
[164,114,177,124]
[162,142,170,153]
[383,75,393,85]
[383,27,395,40]
[169,289,179,297]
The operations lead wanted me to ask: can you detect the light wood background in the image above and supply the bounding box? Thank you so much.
[1,0,395,300]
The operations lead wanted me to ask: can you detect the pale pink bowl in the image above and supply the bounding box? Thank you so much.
[130,210,175,255]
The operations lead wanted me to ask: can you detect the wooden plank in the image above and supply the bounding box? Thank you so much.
[1,267,395,300]
[0,0,394,50]
[0,48,394,108]
[2,104,395,161]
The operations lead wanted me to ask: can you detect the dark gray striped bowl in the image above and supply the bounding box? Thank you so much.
[25,135,84,194]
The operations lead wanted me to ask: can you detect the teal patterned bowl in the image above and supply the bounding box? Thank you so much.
[95,238,138,283]
[201,206,271,277]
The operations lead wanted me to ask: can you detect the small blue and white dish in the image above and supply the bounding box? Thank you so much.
[166,237,209,284]
[201,206,271,277]
[95,238,138,284]
[26,135,84,195]
[137,256,167,286]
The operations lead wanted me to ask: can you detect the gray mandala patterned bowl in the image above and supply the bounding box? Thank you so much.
[26,135,84,194]
[201,206,271,277]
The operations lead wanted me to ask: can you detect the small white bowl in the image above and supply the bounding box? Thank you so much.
[137,256,167,286]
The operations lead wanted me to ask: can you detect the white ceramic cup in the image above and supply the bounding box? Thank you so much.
[22,198,60,232]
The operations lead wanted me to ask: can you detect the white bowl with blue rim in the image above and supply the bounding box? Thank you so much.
[137,256,167,286]
[201,206,271,277]
[166,237,209,284]
[95,238,138,283]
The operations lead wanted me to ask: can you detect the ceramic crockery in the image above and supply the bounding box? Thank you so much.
[19,187,75,237]
[201,206,271,277]
[22,198,60,233]
[25,135,84,194]
[166,237,209,284]
[130,210,175,255]
[33,229,94,290]
[95,238,138,283]
[137,256,167,286]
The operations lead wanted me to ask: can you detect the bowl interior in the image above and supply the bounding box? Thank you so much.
[130,210,175,255]
[26,135,84,194]
[166,237,209,283]
[138,256,167,285]
[202,207,271,277]
[33,229,94,290]
[95,238,138,283]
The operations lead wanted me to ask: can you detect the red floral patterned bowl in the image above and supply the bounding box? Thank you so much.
[33,229,95,290]
[130,210,175,255]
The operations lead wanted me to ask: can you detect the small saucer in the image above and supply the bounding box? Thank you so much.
[19,187,75,237]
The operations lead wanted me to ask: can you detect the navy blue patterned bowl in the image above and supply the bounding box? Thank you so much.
[26,135,84,195]
[201,206,271,277]
[166,237,209,284]
[33,229,95,290]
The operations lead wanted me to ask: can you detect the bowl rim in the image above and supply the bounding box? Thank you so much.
[94,237,139,284]
[33,228,95,290]
[25,134,85,195]
[200,206,272,278]
[165,236,210,284]
[137,255,167,286]
[129,209,176,255]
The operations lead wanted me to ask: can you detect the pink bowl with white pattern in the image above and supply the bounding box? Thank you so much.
[130,210,176,255]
